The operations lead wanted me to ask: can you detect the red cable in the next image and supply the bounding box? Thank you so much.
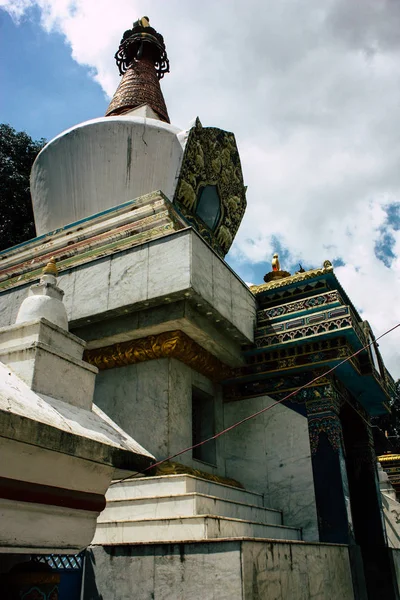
[112,321,400,485]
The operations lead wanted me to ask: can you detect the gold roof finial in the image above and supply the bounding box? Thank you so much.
[272,253,280,272]
[42,257,58,276]
[263,252,291,284]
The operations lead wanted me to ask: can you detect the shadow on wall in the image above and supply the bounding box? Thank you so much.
[83,549,104,600]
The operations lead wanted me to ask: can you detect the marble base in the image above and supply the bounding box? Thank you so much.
[84,540,355,600]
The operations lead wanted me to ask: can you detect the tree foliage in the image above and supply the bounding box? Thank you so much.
[0,124,45,251]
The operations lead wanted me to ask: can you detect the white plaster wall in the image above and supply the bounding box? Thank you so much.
[85,542,243,600]
[31,116,184,235]
[93,358,224,473]
[0,285,29,328]
[391,549,400,595]
[223,395,319,541]
[383,496,400,548]
[94,359,170,459]
[241,540,354,599]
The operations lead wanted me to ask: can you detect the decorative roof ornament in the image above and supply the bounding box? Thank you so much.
[106,16,170,121]
[15,256,68,330]
[42,256,58,276]
[173,119,247,257]
[263,253,291,283]
[251,259,334,294]
[116,17,169,79]
[272,253,280,271]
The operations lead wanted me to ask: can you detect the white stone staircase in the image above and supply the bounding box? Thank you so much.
[92,474,302,545]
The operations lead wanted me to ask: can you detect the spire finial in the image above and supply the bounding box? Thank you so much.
[15,256,68,330]
[42,256,58,276]
[106,17,170,122]
[263,252,291,283]
[272,253,280,272]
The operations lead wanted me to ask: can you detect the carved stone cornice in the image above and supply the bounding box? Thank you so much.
[84,330,233,382]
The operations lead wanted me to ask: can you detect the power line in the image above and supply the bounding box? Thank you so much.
[111,321,400,486]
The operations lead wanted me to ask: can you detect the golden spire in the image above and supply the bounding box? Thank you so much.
[42,257,58,276]
[263,252,291,283]
[272,253,280,271]
[106,17,170,122]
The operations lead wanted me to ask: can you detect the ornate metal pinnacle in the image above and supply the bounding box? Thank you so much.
[115,17,170,80]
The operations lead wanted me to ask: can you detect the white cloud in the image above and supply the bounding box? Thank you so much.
[2,0,400,377]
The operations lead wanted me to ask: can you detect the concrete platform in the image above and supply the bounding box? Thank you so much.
[93,474,300,545]
[93,514,301,544]
[98,492,282,525]
[84,539,356,600]
[106,474,265,506]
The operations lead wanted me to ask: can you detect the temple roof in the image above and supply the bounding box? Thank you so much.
[250,260,335,294]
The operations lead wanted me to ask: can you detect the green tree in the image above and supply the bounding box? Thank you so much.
[0,124,45,251]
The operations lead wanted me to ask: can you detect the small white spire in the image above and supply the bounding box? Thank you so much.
[15,257,68,330]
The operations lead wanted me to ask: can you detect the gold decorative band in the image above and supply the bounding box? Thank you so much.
[378,454,400,462]
[84,329,233,382]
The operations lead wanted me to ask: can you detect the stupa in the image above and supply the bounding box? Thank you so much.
[0,15,399,600]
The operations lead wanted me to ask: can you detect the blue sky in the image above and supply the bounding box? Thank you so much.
[0,8,106,141]
[1,0,400,376]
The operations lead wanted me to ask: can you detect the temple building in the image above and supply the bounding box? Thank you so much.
[0,16,399,600]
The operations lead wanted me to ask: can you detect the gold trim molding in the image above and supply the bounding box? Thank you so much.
[84,329,233,382]
[251,260,334,294]
[378,454,400,463]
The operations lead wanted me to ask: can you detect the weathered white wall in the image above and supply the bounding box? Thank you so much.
[31,116,184,235]
[84,540,355,600]
[223,395,319,541]
[94,359,170,459]
[94,357,224,473]
[241,540,354,599]
[391,549,400,595]
[0,285,28,328]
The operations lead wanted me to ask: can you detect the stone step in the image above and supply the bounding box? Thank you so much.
[92,515,301,545]
[98,493,282,526]
[107,474,265,507]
